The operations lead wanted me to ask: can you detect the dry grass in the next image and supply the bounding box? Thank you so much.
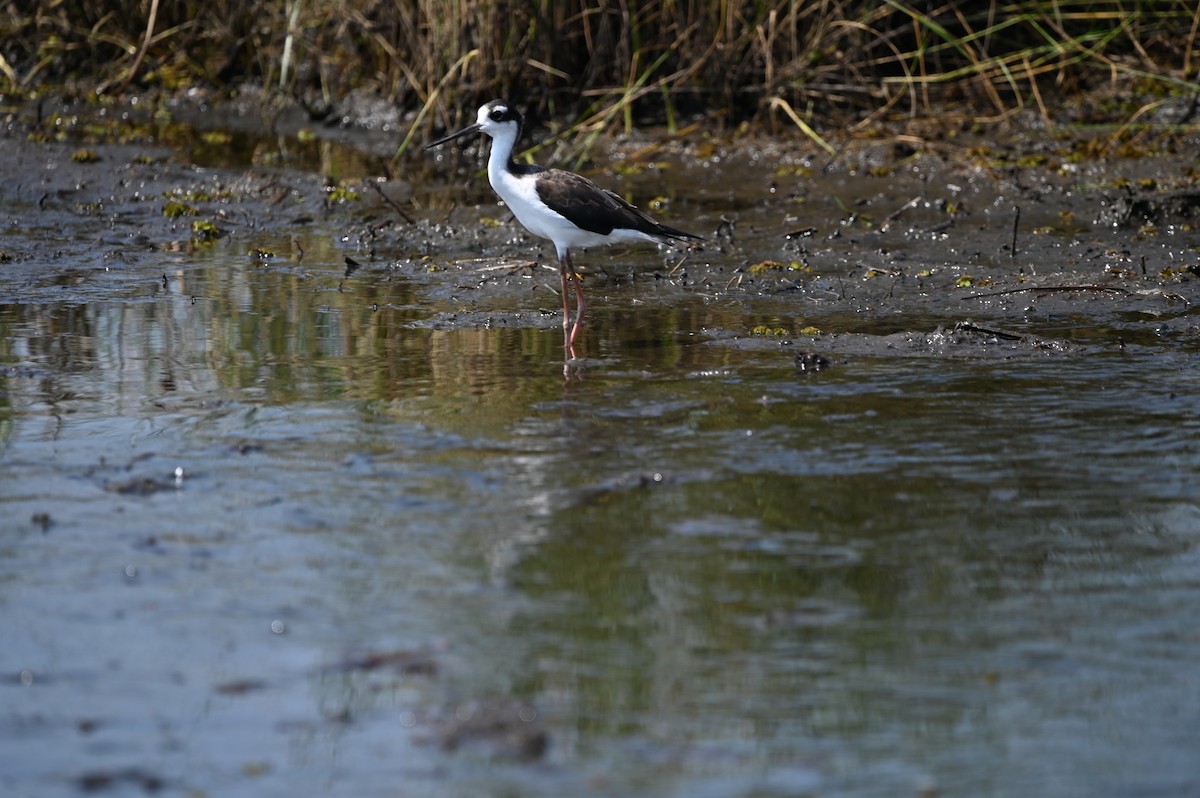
[2,0,1197,151]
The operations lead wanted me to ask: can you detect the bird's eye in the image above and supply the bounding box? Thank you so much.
[489,108,505,121]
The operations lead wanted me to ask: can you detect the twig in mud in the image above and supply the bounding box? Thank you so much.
[806,285,844,302]
[1010,206,1020,260]
[475,259,538,274]
[964,285,1131,300]
[867,266,901,278]
[368,180,416,224]
[885,196,921,223]
[1142,289,1189,305]
[954,321,1025,341]
[724,272,744,291]
[668,255,689,277]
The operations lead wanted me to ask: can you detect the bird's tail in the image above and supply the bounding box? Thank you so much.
[654,223,704,243]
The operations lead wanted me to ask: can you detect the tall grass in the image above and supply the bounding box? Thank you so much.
[2,0,1197,150]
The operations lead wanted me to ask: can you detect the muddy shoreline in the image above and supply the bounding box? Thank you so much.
[4,94,1198,368]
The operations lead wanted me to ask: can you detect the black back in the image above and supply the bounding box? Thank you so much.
[535,169,701,241]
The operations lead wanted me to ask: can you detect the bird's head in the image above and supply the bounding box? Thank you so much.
[425,99,523,149]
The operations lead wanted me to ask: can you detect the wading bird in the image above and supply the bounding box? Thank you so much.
[426,100,702,349]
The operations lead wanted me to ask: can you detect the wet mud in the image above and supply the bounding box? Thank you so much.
[4,96,1198,357]
[401,136,1200,364]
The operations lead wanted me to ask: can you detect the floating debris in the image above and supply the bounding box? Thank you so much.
[327,648,439,676]
[439,697,548,762]
[794,351,830,372]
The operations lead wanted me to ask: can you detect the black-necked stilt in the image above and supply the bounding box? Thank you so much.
[426,100,702,348]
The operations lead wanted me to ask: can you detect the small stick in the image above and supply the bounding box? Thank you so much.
[368,180,416,224]
[954,322,1025,341]
[1010,206,1020,259]
[475,259,538,274]
[879,196,921,233]
[886,196,921,222]
[964,285,1130,300]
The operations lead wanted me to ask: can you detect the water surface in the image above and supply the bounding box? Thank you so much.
[3,121,1200,797]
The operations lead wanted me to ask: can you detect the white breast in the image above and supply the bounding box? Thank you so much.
[487,166,659,257]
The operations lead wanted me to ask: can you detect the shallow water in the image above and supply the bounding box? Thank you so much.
[3,117,1200,797]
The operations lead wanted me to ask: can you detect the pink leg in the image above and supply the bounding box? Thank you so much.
[559,261,572,335]
[567,268,587,346]
[561,251,587,347]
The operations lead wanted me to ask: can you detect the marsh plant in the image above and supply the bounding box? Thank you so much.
[3,0,1197,146]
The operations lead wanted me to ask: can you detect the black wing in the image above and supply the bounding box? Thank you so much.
[535,169,701,241]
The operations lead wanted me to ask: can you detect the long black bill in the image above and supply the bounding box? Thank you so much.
[424,123,482,150]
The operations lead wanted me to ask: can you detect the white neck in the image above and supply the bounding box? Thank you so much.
[484,126,525,206]
[486,127,520,173]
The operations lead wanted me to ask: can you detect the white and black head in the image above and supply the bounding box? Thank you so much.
[476,100,523,139]
[425,99,524,149]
